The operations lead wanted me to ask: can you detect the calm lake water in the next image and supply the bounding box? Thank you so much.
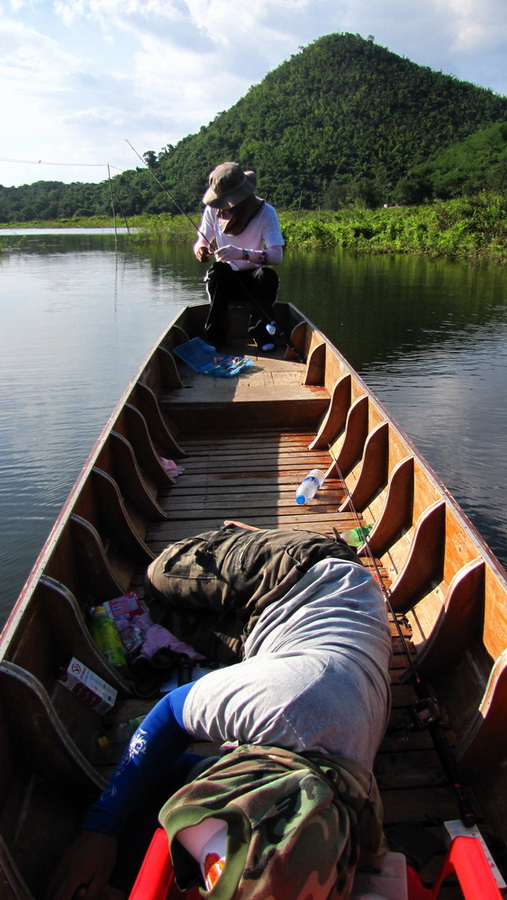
[1,230,506,627]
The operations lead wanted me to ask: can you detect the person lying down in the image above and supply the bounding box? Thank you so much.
[50,523,392,900]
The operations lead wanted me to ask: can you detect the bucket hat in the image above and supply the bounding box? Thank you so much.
[203,162,257,209]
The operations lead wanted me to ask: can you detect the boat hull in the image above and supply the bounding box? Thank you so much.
[1,301,507,898]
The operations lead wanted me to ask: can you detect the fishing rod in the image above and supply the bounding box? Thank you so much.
[328,444,477,829]
[125,140,304,362]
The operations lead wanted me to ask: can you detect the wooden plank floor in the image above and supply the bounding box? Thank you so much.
[147,429,358,547]
[149,326,486,895]
[162,346,330,431]
[141,417,473,896]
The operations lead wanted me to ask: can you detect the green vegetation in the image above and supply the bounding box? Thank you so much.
[396,121,507,203]
[5,193,503,263]
[2,214,118,229]
[153,33,506,212]
[1,33,506,226]
[0,213,191,239]
[280,192,507,262]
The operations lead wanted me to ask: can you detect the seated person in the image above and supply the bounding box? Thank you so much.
[194,162,284,351]
[50,533,392,900]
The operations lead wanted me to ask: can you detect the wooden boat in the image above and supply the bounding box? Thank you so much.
[1,301,507,899]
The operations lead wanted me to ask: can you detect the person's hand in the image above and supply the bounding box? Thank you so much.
[223,520,260,531]
[48,831,119,900]
[195,245,210,263]
[214,244,243,263]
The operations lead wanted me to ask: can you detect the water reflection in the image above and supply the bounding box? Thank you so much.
[283,250,507,568]
[282,249,507,371]
[0,234,506,627]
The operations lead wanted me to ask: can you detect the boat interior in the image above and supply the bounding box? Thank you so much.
[1,301,507,898]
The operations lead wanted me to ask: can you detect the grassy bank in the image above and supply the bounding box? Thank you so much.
[2,192,505,263]
[280,192,507,263]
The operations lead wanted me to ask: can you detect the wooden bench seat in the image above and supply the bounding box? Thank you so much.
[161,351,330,432]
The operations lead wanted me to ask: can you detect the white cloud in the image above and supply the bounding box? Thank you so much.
[0,18,75,88]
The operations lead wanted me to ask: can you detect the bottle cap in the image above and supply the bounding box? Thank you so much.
[204,853,225,890]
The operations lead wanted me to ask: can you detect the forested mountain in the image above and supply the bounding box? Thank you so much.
[1,33,506,222]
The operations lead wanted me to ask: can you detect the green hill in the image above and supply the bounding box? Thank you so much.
[152,33,507,211]
[1,32,506,222]
[396,121,507,203]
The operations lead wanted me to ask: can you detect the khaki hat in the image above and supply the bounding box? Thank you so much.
[202,162,257,208]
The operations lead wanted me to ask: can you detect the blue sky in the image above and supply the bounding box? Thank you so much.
[1,0,506,188]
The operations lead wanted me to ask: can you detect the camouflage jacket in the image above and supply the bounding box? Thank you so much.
[160,743,387,899]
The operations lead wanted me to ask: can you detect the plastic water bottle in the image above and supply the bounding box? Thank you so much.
[340,525,373,547]
[97,715,146,751]
[177,818,227,891]
[295,469,326,505]
[90,606,127,667]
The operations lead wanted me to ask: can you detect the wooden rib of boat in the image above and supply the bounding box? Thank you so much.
[1,301,507,899]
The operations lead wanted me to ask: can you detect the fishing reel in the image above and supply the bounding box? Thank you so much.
[393,696,441,743]
[409,696,441,730]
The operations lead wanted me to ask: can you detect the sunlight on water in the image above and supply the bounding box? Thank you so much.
[360,323,507,565]
[0,236,204,623]
[285,249,507,569]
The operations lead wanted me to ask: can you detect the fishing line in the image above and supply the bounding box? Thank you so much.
[328,443,476,828]
[0,156,120,169]
[125,139,304,361]
[125,140,211,244]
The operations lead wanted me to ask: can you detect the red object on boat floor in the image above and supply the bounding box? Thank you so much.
[431,835,502,899]
[129,829,503,900]
[129,828,200,900]
[129,829,174,900]
[407,835,503,899]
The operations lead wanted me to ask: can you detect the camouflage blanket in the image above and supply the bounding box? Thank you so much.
[160,744,387,899]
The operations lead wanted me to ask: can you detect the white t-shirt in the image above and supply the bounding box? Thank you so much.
[197,202,284,270]
[183,559,392,768]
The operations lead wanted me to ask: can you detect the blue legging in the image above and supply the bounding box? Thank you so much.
[84,683,196,837]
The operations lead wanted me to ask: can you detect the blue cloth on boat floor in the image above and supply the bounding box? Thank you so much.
[172,337,253,377]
